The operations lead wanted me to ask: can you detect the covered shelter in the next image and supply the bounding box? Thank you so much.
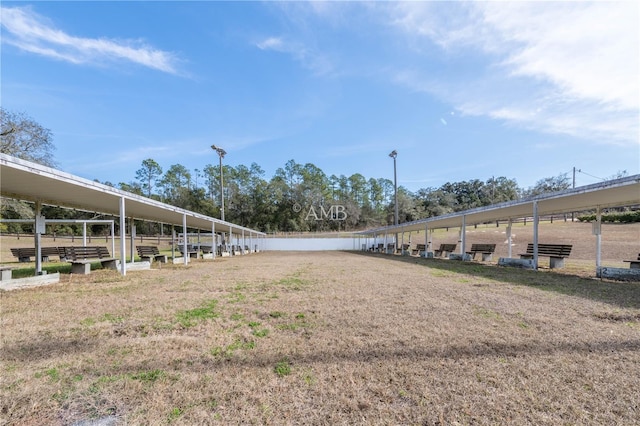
[357,175,640,272]
[0,153,265,275]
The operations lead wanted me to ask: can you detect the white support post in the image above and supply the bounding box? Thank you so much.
[425,224,428,252]
[533,201,539,270]
[507,219,513,258]
[83,222,87,246]
[229,225,233,255]
[171,226,176,260]
[182,214,188,265]
[34,201,43,275]
[130,223,136,263]
[595,206,602,269]
[111,221,116,258]
[119,197,126,276]
[460,215,466,254]
[212,222,216,259]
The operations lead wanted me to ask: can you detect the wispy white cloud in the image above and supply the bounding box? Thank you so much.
[386,1,639,145]
[0,6,181,74]
[255,34,333,76]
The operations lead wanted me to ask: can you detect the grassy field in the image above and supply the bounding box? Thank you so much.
[1,222,639,425]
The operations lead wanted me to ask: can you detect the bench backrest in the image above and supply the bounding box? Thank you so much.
[415,244,426,250]
[469,243,496,253]
[525,243,572,257]
[11,247,61,257]
[137,246,160,256]
[438,243,457,252]
[62,246,112,261]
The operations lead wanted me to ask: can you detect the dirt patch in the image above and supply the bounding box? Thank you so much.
[1,247,639,425]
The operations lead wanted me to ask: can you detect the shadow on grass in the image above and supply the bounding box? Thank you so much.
[348,251,640,310]
[9,263,72,278]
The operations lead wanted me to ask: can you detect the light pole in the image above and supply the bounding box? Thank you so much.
[389,150,398,226]
[389,150,398,250]
[211,145,226,222]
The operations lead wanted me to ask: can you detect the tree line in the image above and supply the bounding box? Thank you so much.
[1,108,631,235]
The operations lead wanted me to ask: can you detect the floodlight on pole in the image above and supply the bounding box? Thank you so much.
[211,145,226,222]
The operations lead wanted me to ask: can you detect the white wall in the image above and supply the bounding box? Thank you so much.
[263,237,360,251]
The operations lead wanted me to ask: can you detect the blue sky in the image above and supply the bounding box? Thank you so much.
[2,1,638,192]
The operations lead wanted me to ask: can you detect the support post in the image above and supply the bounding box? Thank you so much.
[533,201,539,270]
[595,206,602,269]
[212,221,216,259]
[507,219,513,258]
[460,215,466,254]
[34,201,43,275]
[182,214,188,265]
[119,197,126,276]
[111,221,116,258]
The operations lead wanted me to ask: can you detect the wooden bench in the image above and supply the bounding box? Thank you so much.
[396,244,410,255]
[10,247,62,262]
[623,253,640,269]
[136,246,167,263]
[519,243,572,269]
[61,246,118,274]
[412,244,426,256]
[385,243,395,254]
[466,243,496,261]
[434,243,457,257]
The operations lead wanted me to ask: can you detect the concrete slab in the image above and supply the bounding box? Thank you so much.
[0,273,61,291]
[597,267,640,281]
[126,261,151,271]
[498,257,535,269]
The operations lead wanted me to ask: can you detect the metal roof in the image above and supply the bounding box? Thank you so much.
[0,154,264,236]
[358,174,640,235]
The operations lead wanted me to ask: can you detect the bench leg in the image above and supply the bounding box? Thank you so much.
[101,260,119,270]
[71,263,91,275]
[549,257,565,269]
[1,269,12,281]
[629,262,640,269]
[481,253,493,261]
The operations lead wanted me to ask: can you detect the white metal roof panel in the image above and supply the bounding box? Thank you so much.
[0,154,264,236]
[359,175,640,235]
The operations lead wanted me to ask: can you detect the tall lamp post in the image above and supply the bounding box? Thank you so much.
[389,150,398,249]
[389,150,398,226]
[211,145,227,222]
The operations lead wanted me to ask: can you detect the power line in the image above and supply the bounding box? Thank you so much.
[576,169,605,181]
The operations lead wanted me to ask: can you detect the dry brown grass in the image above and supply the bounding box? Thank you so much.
[1,222,640,425]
